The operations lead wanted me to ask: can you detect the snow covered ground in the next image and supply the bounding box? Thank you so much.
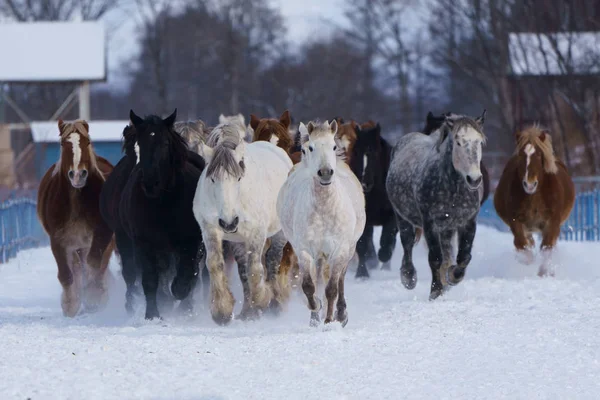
[1,225,600,400]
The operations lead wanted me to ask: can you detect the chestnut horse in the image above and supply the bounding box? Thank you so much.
[332,117,358,164]
[494,125,575,277]
[37,120,114,317]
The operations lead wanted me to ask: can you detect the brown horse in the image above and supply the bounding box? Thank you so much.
[250,110,295,155]
[37,120,114,317]
[332,117,358,164]
[494,125,575,277]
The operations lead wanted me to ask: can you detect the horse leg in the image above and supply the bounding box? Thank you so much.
[379,217,398,270]
[171,241,201,316]
[51,240,82,317]
[299,251,321,327]
[116,230,138,315]
[205,233,234,325]
[279,242,297,300]
[83,225,113,312]
[335,268,349,327]
[134,243,161,320]
[539,221,561,277]
[232,243,255,320]
[265,231,288,314]
[438,230,455,288]
[510,220,535,265]
[366,229,378,270]
[448,217,476,286]
[397,215,417,289]
[324,264,341,325]
[355,224,374,279]
[422,221,445,300]
[247,238,273,312]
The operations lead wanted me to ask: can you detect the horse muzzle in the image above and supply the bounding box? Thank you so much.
[68,169,88,189]
[522,180,538,194]
[465,174,482,191]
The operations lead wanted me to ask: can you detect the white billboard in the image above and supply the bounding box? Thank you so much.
[0,21,106,82]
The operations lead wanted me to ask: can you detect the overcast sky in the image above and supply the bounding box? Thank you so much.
[103,0,346,90]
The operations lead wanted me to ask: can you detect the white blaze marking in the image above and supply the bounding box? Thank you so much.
[269,135,279,145]
[134,142,140,164]
[362,154,368,176]
[524,143,535,181]
[67,133,81,171]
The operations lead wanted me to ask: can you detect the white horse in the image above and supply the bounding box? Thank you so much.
[193,123,293,324]
[277,120,366,327]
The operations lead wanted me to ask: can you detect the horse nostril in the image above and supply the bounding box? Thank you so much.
[68,170,74,179]
[232,216,239,227]
[329,169,334,176]
[218,219,226,229]
[317,170,323,177]
[81,169,88,178]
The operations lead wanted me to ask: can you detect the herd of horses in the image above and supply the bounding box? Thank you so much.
[36,108,575,326]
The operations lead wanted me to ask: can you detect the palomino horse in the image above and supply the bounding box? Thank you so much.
[387,111,486,300]
[37,120,114,317]
[494,125,575,276]
[277,120,366,327]
[423,111,490,205]
[351,122,398,278]
[193,123,292,324]
[120,110,206,320]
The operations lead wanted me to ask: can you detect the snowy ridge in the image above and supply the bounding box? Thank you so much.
[1,225,599,399]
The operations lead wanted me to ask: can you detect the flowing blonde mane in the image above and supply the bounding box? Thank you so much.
[515,124,558,174]
[58,120,103,179]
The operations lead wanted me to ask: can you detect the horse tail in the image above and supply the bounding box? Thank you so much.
[414,227,423,244]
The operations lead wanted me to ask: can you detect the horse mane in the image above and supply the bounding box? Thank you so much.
[516,124,558,174]
[58,119,103,179]
[206,124,246,179]
[175,120,206,149]
[435,114,487,150]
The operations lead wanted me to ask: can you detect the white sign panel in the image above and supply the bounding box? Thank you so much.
[0,21,106,82]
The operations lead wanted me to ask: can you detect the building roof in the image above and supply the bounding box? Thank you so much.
[0,21,105,82]
[509,32,600,76]
[31,120,128,143]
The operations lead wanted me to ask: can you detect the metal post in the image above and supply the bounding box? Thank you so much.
[79,81,90,120]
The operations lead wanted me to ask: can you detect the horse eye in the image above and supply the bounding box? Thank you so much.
[333,145,337,151]
[211,178,215,183]
[309,146,314,152]
[456,141,461,147]
[238,177,241,182]
[301,149,306,155]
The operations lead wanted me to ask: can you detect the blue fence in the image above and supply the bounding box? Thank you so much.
[478,190,600,241]
[0,196,47,263]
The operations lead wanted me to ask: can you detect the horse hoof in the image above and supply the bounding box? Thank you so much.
[237,305,260,321]
[355,268,370,280]
[378,248,393,264]
[310,312,321,327]
[145,313,162,321]
[400,267,417,290]
[428,288,444,301]
[367,258,379,270]
[446,265,466,286]
[212,312,234,326]
[516,249,535,265]
[334,311,348,327]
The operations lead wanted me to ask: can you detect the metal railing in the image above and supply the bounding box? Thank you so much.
[0,196,47,263]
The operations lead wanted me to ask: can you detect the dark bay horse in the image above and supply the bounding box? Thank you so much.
[494,125,575,276]
[37,120,114,317]
[387,111,487,299]
[423,111,490,205]
[120,110,206,320]
[351,122,398,279]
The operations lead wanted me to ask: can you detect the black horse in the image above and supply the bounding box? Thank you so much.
[422,111,490,205]
[120,109,206,320]
[351,123,398,279]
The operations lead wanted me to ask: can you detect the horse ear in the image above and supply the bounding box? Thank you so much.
[81,120,89,133]
[130,110,144,127]
[306,121,316,134]
[58,119,65,135]
[250,114,260,130]
[299,122,309,143]
[236,113,245,126]
[373,123,381,136]
[164,109,177,126]
[198,143,214,163]
[329,119,338,135]
[540,129,549,141]
[279,110,291,128]
[476,109,486,126]
[219,114,226,124]
[354,124,362,136]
